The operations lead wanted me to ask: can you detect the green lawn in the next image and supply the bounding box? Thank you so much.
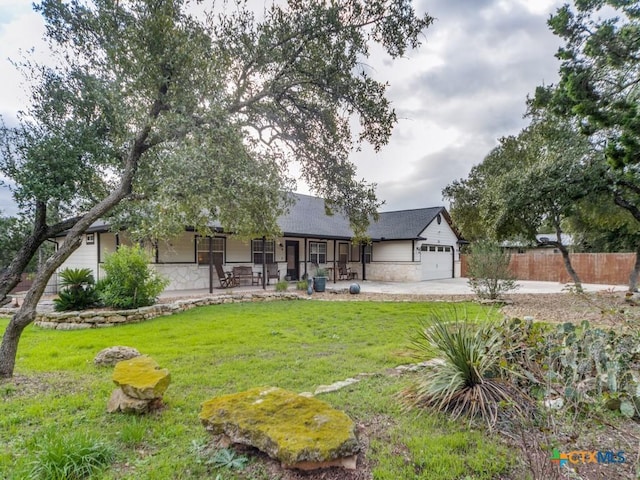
[0,300,512,479]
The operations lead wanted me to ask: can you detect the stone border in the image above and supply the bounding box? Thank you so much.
[2,293,303,330]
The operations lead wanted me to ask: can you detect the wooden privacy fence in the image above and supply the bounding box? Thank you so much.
[461,252,637,286]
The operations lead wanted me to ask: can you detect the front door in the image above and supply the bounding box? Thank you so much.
[286,241,299,280]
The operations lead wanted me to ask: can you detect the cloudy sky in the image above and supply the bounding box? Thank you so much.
[0,0,565,216]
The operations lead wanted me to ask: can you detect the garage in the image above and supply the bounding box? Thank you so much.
[421,245,454,280]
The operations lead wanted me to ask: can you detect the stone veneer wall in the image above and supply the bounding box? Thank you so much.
[364,262,421,282]
[0,293,302,331]
[153,264,210,291]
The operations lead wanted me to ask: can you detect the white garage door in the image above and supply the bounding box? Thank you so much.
[421,245,453,280]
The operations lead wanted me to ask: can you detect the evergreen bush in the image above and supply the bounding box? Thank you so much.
[99,245,169,309]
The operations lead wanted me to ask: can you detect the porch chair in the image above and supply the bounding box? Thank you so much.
[266,263,280,284]
[338,262,354,281]
[215,262,238,288]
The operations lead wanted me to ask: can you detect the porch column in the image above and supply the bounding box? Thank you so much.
[208,236,213,294]
[262,235,266,290]
[333,239,337,283]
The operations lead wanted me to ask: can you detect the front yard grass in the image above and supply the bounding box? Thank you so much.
[0,300,511,479]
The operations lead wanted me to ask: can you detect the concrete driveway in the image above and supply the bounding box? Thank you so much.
[348,277,627,295]
[159,277,627,299]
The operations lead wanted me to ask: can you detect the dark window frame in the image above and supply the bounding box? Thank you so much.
[196,236,225,265]
[309,241,327,265]
[252,239,275,265]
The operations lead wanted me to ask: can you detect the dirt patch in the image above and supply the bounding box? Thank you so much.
[313,289,640,329]
[500,291,640,328]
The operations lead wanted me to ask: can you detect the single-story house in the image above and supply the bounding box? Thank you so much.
[501,233,575,255]
[53,193,462,291]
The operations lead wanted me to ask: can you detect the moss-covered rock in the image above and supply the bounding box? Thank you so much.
[199,386,359,468]
[112,356,170,400]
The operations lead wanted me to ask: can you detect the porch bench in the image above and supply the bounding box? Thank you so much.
[233,266,261,286]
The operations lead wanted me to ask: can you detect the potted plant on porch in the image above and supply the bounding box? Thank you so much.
[313,268,328,292]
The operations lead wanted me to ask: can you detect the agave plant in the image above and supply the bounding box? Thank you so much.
[405,312,525,428]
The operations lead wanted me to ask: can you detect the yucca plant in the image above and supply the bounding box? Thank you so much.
[404,312,525,428]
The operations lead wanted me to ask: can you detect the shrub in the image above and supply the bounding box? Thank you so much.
[275,280,289,292]
[296,280,308,291]
[53,268,100,311]
[404,312,525,428]
[29,432,114,480]
[466,240,518,299]
[315,268,328,277]
[500,318,640,417]
[99,245,169,309]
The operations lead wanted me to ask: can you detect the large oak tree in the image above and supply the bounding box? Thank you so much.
[443,113,600,289]
[537,0,640,289]
[0,0,433,377]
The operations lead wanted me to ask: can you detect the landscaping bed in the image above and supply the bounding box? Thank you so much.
[2,294,640,479]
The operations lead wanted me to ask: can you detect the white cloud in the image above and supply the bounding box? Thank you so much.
[0,4,46,121]
[0,0,568,215]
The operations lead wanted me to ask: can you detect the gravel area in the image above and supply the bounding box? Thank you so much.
[160,287,640,328]
[295,288,640,328]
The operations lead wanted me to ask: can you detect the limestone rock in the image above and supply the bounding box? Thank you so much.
[94,346,141,367]
[107,388,155,414]
[199,386,359,469]
[314,378,360,395]
[112,356,170,400]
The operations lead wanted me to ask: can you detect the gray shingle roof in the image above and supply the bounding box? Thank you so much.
[83,193,454,241]
[277,193,356,239]
[369,207,445,240]
[278,193,450,241]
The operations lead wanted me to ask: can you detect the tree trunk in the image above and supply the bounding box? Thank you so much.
[0,82,166,378]
[0,129,154,377]
[0,315,29,377]
[557,243,582,290]
[613,193,640,291]
[0,213,82,306]
[0,233,83,377]
[0,235,47,306]
[551,224,582,290]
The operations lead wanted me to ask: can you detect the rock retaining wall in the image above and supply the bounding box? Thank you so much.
[0,293,303,330]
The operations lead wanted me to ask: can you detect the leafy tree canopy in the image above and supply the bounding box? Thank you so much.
[535,0,640,222]
[443,113,599,244]
[2,0,432,241]
[0,0,433,377]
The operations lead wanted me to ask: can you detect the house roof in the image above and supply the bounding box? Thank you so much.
[369,207,446,240]
[501,233,574,248]
[279,194,452,241]
[278,193,355,239]
[81,192,456,241]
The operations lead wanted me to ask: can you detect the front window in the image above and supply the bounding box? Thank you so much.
[197,236,224,265]
[252,239,275,265]
[309,241,327,265]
